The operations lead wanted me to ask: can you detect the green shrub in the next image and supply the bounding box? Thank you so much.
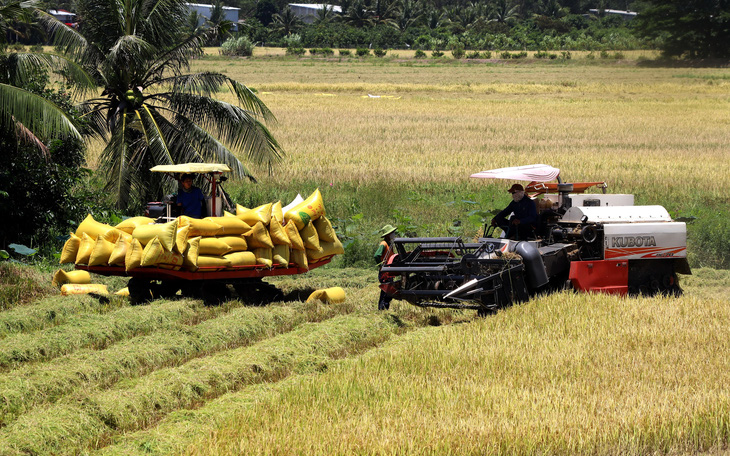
[220,36,254,57]
[321,47,334,56]
[600,50,610,59]
[286,46,305,56]
[356,48,370,57]
[338,49,351,56]
[561,51,572,59]
[0,263,53,311]
[481,50,492,58]
[513,51,528,59]
[431,50,444,58]
[29,44,43,53]
[373,47,387,57]
[8,43,25,52]
[466,51,481,59]
[535,50,549,59]
[414,49,426,59]
[500,51,512,59]
[451,44,465,59]
[309,48,319,55]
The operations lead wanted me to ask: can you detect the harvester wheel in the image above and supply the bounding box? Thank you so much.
[128,278,154,305]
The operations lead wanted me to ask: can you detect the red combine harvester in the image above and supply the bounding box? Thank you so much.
[379,164,690,315]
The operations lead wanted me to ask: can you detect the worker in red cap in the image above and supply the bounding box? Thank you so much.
[490,183,537,240]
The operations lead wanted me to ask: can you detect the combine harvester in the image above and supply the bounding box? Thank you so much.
[379,164,690,315]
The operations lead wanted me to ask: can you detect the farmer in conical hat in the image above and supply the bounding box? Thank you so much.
[374,224,398,311]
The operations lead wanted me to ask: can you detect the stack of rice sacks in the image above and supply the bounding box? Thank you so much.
[58,189,344,272]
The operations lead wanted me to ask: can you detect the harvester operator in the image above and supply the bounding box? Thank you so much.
[491,183,537,240]
[176,173,206,218]
[374,224,398,311]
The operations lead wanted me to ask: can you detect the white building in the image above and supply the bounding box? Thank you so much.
[186,3,241,31]
[288,4,342,24]
[588,9,637,20]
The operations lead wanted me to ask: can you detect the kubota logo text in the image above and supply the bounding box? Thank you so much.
[610,236,656,248]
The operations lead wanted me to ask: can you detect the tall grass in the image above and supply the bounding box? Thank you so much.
[0,314,401,455]
[188,289,730,455]
[0,300,350,427]
[0,264,54,311]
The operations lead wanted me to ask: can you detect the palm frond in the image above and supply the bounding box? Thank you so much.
[0,83,82,142]
[160,93,283,171]
[7,52,96,93]
[136,105,174,166]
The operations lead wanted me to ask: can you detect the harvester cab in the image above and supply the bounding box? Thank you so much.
[147,163,234,220]
[380,164,690,315]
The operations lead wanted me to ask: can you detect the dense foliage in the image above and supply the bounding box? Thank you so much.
[46,0,284,212]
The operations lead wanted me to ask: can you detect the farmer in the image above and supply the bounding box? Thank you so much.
[176,173,206,218]
[490,183,537,240]
[374,224,398,311]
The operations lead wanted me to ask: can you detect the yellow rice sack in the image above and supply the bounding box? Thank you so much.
[108,236,130,266]
[75,214,114,240]
[217,235,247,252]
[282,193,304,215]
[314,216,337,243]
[285,220,305,251]
[244,221,274,249]
[223,210,237,217]
[196,255,231,270]
[284,188,325,230]
[198,237,232,256]
[272,201,284,223]
[204,216,251,235]
[237,202,272,226]
[299,222,321,251]
[175,226,189,254]
[115,216,155,235]
[252,248,273,268]
[52,269,91,288]
[100,228,133,244]
[224,251,257,268]
[290,249,308,270]
[269,217,291,246]
[183,236,201,271]
[132,219,178,251]
[115,287,130,296]
[61,283,109,296]
[273,244,290,267]
[307,239,345,261]
[178,216,222,237]
[88,237,115,267]
[141,237,183,269]
[125,238,144,271]
[306,287,346,304]
[75,232,95,265]
[59,233,81,264]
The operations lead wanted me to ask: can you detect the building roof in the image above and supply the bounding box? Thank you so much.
[289,3,342,13]
[187,2,240,11]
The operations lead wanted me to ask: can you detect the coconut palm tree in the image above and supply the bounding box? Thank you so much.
[0,0,93,152]
[44,0,284,210]
[271,6,303,36]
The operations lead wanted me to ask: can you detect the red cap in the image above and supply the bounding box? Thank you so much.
[507,184,524,193]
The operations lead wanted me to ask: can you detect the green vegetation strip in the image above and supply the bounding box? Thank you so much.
[0,301,349,427]
[0,314,398,456]
[0,300,213,369]
[0,295,125,339]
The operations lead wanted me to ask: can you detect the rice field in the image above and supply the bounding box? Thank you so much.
[4,55,730,455]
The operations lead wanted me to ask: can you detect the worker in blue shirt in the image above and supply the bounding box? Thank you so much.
[176,173,206,218]
[491,183,537,240]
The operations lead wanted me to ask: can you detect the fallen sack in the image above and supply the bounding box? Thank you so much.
[115,287,130,296]
[52,269,91,288]
[61,284,109,296]
[306,287,345,304]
